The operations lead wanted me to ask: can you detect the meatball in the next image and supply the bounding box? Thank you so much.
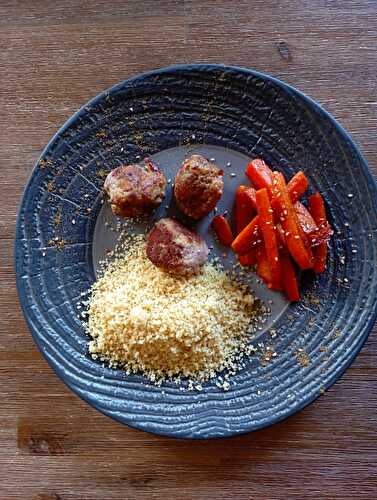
[174,154,224,220]
[104,159,166,217]
[146,218,209,275]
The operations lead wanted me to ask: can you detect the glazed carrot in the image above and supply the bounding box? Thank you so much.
[255,188,281,289]
[287,171,309,203]
[235,186,255,234]
[309,193,328,273]
[231,215,260,255]
[294,201,317,235]
[245,159,273,190]
[276,224,287,248]
[211,215,234,246]
[239,248,257,266]
[256,245,271,283]
[271,171,313,270]
[281,253,300,301]
[271,171,309,218]
[244,186,257,210]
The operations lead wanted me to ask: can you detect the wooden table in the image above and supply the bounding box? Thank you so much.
[1,1,376,498]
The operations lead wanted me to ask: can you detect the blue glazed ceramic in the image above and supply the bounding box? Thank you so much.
[15,64,377,438]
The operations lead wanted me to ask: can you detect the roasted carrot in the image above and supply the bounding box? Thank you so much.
[294,201,318,237]
[211,215,234,246]
[231,215,260,255]
[271,171,313,270]
[287,171,309,203]
[239,248,257,266]
[244,186,257,210]
[256,245,271,283]
[255,188,281,289]
[245,159,273,190]
[281,253,300,301]
[234,185,255,234]
[271,171,309,218]
[309,193,329,273]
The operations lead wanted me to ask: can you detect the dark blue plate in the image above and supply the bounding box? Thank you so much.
[15,64,377,439]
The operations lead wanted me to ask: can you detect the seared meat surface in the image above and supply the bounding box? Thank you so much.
[104,159,166,217]
[174,154,223,220]
[146,218,209,275]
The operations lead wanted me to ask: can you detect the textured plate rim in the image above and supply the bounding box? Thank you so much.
[15,63,377,439]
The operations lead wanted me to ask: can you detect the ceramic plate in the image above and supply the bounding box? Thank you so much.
[15,64,377,438]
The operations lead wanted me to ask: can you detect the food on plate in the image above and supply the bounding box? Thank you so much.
[104,158,166,217]
[309,193,329,274]
[86,235,257,383]
[221,158,333,301]
[174,154,224,219]
[211,215,234,246]
[146,218,209,275]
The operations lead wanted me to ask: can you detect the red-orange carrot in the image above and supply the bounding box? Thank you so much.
[271,171,309,218]
[231,215,261,255]
[256,245,271,283]
[295,201,317,235]
[281,253,300,301]
[239,248,257,266]
[287,171,309,203]
[255,188,281,289]
[234,185,255,234]
[245,159,273,190]
[211,215,234,246]
[309,193,329,273]
[244,186,257,210]
[271,171,314,270]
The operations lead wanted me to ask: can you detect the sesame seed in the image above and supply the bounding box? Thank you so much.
[226,162,232,167]
[230,173,236,178]
[348,193,353,198]
[129,107,133,111]
[72,219,76,225]
[343,278,349,283]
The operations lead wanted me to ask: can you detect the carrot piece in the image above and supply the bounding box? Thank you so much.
[239,248,257,266]
[309,193,329,273]
[287,171,309,203]
[256,245,271,283]
[255,188,281,289]
[294,201,318,235]
[243,186,257,210]
[231,215,260,255]
[271,171,309,217]
[211,215,234,246]
[234,185,255,234]
[276,224,286,248]
[245,159,273,190]
[281,253,300,301]
[271,171,314,270]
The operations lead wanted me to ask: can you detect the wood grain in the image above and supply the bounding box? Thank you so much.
[1,1,376,498]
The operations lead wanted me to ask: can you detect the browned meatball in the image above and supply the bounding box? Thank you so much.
[174,154,224,220]
[146,218,209,275]
[104,159,166,217]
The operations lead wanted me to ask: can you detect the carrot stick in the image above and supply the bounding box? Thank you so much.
[287,171,309,203]
[243,186,257,210]
[245,159,273,190]
[234,186,255,234]
[256,245,271,283]
[281,253,300,301]
[231,215,261,255]
[211,215,234,246]
[271,171,313,270]
[271,171,309,218]
[309,193,329,273]
[294,201,317,235]
[239,248,257,266]
[255,188,281,289]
